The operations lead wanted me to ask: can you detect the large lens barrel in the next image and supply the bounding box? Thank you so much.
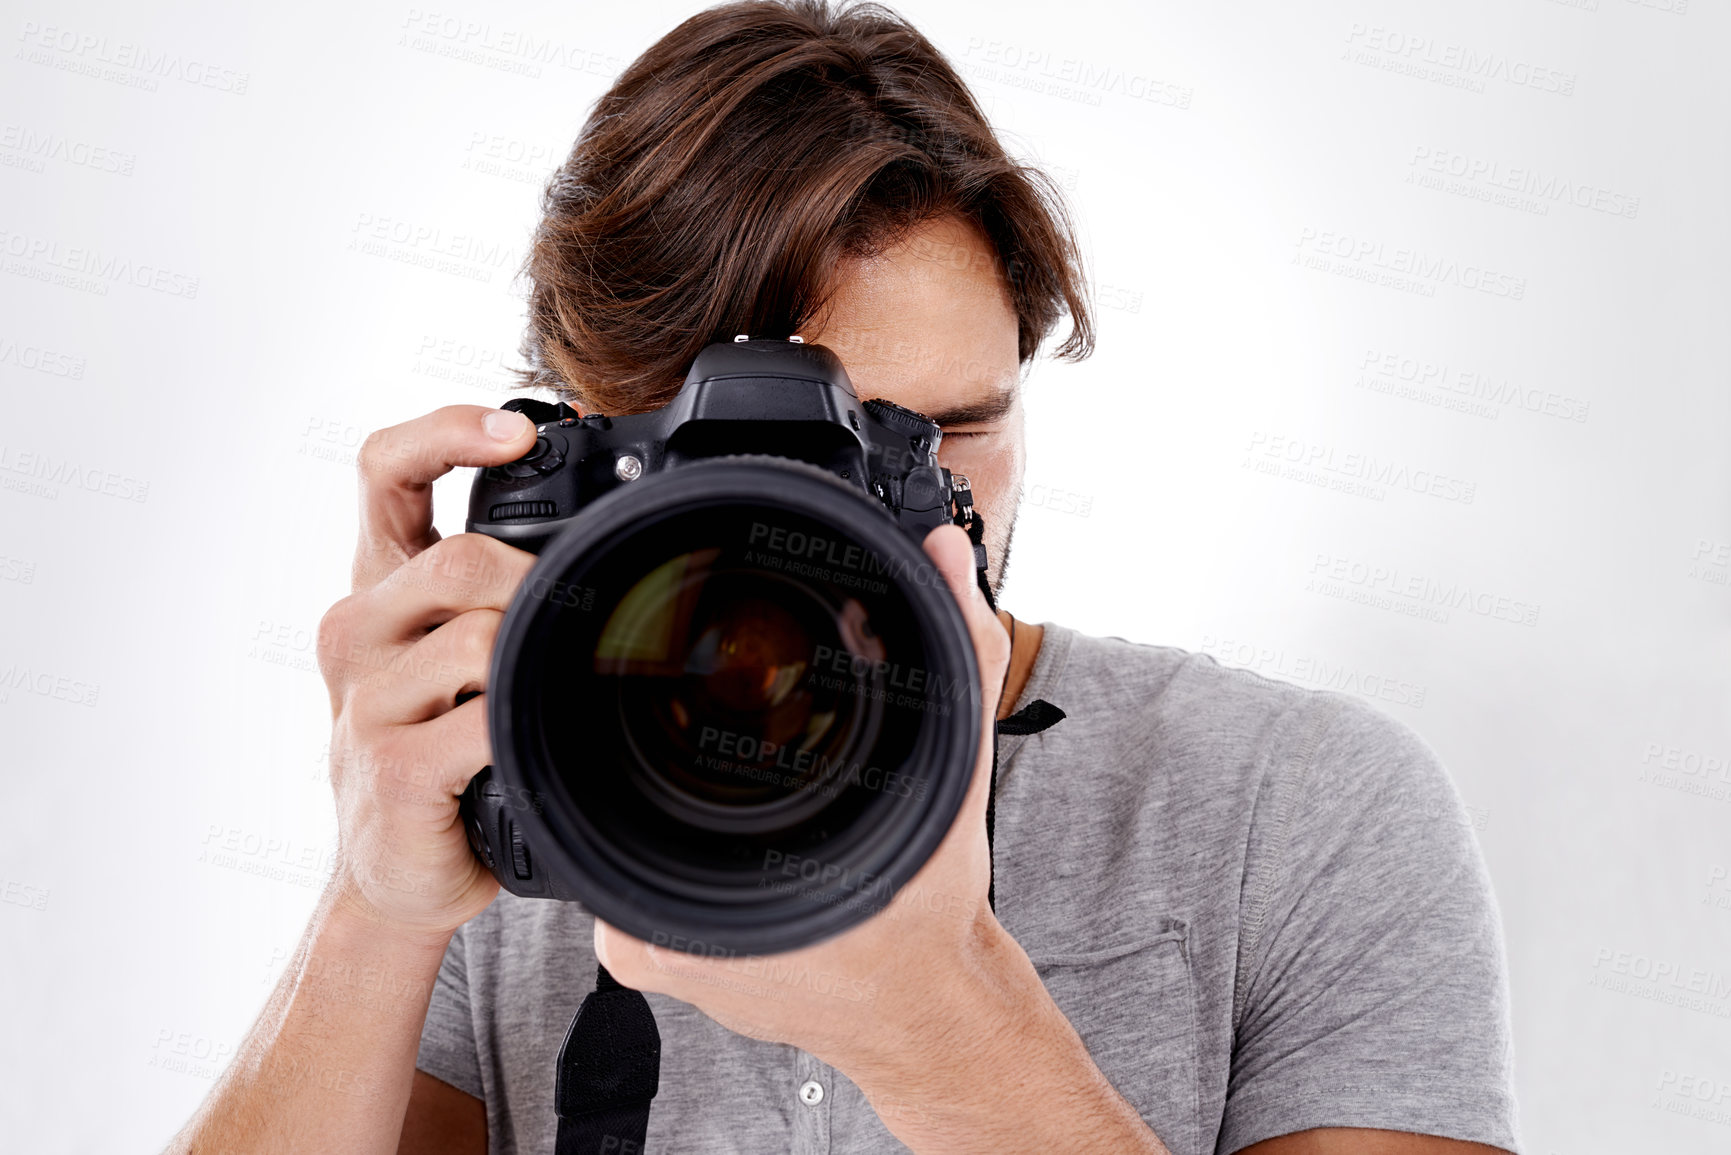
[487,457,980,955]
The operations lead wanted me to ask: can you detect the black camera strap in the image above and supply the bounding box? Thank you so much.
[553,962,661,1154]
[550,514,1065,1153]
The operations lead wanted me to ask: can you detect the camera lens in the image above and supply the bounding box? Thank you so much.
[488,459,979,955]
[601,555,894,833]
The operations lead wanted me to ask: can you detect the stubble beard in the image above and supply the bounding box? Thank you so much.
[988,503,1020,602]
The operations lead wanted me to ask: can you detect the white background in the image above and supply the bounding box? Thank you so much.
[1,1,1727,1151]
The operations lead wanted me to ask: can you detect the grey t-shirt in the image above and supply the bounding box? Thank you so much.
[416,623,1521,1154]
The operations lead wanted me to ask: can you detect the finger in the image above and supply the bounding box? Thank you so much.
[922,524,1011,704]
[350,534,535,647]
[407,694,496,798]
[353,405,537,591]
[346,608,503,727]
[923,524,1011,819]
[593,920,663,993]
[332,694,493,808]
[595,920,733,1000]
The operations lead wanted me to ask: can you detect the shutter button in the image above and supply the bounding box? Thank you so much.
[798,1079,824,1106]
[502,436,558,479]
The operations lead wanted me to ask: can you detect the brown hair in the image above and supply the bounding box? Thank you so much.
[517,0,1093,413]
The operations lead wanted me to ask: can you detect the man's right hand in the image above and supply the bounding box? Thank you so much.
[315,404,541,941]
[165,405,530,1155]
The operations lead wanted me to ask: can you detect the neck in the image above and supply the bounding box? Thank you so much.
[993,610,1044,720]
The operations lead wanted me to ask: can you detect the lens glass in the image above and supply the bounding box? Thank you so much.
[529,501,960,890]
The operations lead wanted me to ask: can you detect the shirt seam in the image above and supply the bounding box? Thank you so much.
[1232,1079,1518,1096]
[1218,1078,1521,1153]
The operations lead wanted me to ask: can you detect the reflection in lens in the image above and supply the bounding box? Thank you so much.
[597,548,884,831]
[533,500,939,896]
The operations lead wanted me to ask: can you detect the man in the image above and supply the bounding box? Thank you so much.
[167,3,1519,1152]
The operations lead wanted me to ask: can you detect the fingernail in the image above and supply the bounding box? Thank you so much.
[484,410,530,441]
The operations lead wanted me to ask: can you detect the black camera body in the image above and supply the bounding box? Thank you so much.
[459,338,988,955]
[465,337,983,560]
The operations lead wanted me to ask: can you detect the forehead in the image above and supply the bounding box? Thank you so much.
[804,216,1021,414]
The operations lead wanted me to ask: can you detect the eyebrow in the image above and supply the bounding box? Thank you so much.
[918,389,1019,429]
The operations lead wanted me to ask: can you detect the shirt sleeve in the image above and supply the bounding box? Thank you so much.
[416,921,486,1100]
[1219,694,1521,1155]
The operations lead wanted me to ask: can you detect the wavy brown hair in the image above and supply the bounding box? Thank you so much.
[516,0,1093,412]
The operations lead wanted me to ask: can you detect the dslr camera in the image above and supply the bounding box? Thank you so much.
[459,337,989,955]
